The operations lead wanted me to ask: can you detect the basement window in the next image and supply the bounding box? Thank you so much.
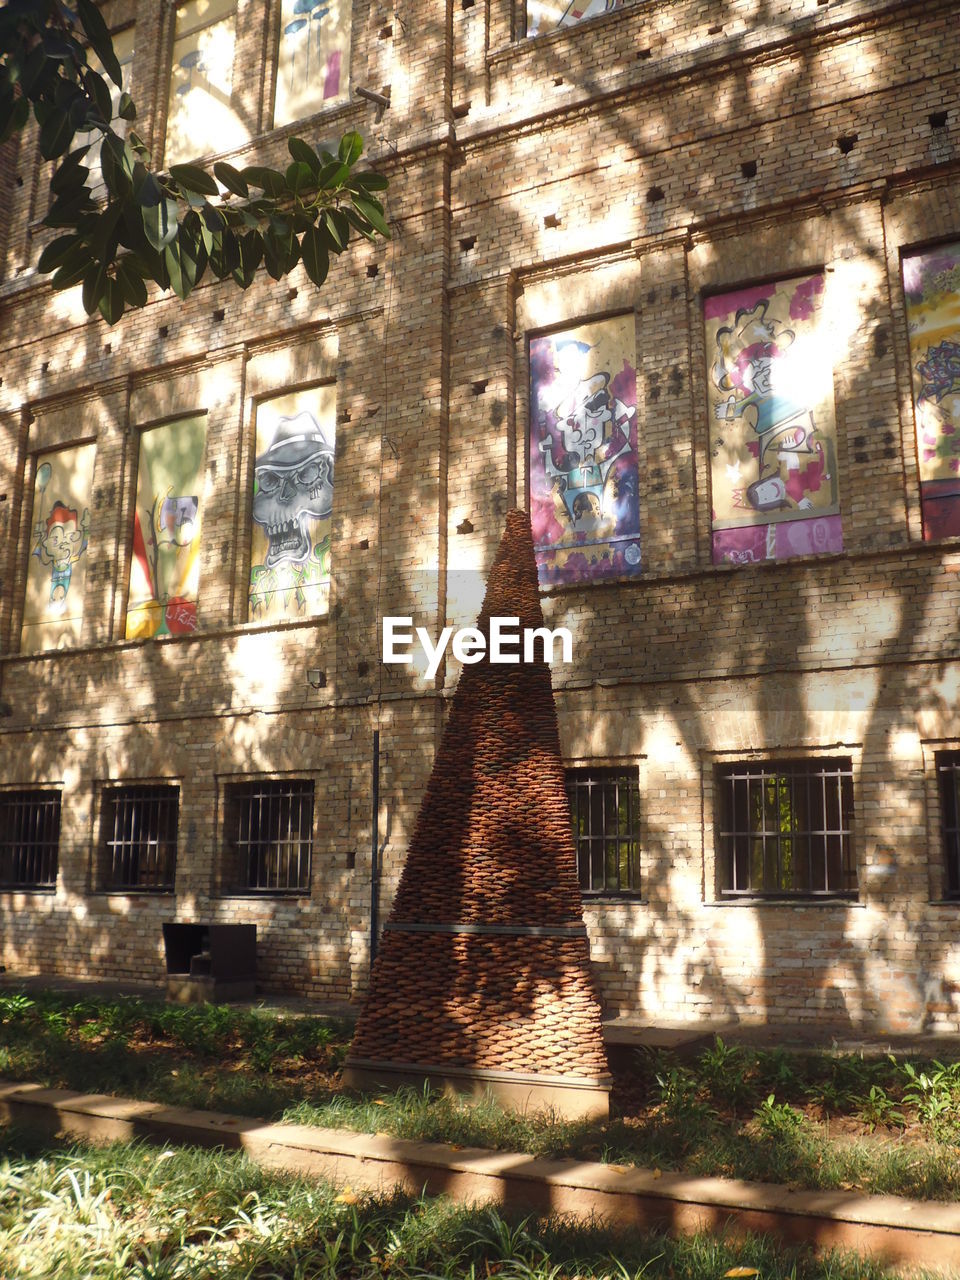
[716,759,856,898]
[223,779,314,893]
[937,753,960,899]
[100,784,179,892]
[566,767,641,896]
[0,790,61,889]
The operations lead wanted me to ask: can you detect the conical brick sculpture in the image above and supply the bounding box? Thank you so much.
[342,509,611,1118]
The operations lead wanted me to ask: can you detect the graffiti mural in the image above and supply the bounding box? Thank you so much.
[249,387,336,622]
[526,0,624,37]
[125,417,207,639]
[21,444,95,654]
[165,0,245,166]
[705,274,843,564]
[902,242,960,542]
[275,0,351,127]
[529,315,640,586]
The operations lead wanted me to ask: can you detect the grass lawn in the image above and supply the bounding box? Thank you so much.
[0,1128,943,1280]
[1,989,959,1201]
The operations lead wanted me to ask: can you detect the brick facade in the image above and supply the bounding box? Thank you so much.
[1,0,959,1033]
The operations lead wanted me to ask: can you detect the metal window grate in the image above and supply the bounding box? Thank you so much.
[0,790,61,888]
[102,785,178,891]
[717,758,856,898]
[566,768,640,895]
[225,780,313,893]
[937,753,960,899]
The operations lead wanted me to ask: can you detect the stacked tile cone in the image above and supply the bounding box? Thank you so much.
[347,509,609,1084]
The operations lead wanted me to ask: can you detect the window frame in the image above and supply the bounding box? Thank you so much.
[0,789,62,891]
[220,776,315,896]
[714,756,857,901]
[936,751,960,901]
[98,782,180,893]
[565,764,642,898]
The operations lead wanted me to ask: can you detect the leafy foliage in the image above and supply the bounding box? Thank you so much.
[0,0,389,323]
[0,1132,937,1280]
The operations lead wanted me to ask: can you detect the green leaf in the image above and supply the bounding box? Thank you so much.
[342,206,376,241]
[300,225,329,288]
[213,161,249,198]
[201,204,226,233]
[19,47,48,96]
[209,229,240,279]
[262,233,284,281]
[316,159,349,190]
[285,161,313,195]
[51,256,91,291]
[37,234,83,274]
[351,170,389,192]
[287,136,320,175]
[100,133,136,195]
[241,165,286,197]
[116,259,148,308]
[141,184,179,251]
[76,0,123,88]
[323,209,349,251]
[168,163,219,197]
[350,194,389,238]
[82,66,112,125]
[118,92,136,121]
[39,107,75,160]
[98,275,124,324]
[352,194,390,238]
[164,226,201,300]
[81,258,108,315]
[338,130,363,166]
[50,147,90,195]
[232,230,263,288]
[45,189,94,228]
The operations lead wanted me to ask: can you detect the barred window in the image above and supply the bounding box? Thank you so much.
[100,785,179,891]
[566,767,641,896]
[717,759,856,898]
[224,780,313,893]
[937,752,960,900]
[0,790,61,889]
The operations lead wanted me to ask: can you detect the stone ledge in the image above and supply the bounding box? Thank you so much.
[1,1080,958,1272]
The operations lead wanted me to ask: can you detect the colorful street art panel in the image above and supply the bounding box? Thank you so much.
[529,314,641,586]
[526,0,625,38]
[249,386,336,622]
[21,444,96,654]
[165,0,246,166]
[275,0,351,127]
[902,242,960,541]
[705,273,843,565]
[125,417,207,640]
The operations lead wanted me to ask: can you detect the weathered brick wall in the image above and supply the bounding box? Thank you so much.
[1,0,959,1033]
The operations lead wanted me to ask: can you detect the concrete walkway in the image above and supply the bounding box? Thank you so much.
[1,1078,958,1274]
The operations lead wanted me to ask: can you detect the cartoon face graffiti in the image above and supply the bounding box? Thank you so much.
[33,500,90,610]
[252,411,335,568]
[159,495,198,546]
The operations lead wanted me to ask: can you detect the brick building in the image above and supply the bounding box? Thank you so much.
[1,0,959,1033]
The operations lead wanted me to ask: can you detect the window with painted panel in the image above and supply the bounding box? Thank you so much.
[274,0,351,127]
[716,758,857,898]
[165,0,248,166]
[566,767,641,896]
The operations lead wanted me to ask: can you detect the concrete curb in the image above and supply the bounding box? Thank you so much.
[1,1079,958,1272]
